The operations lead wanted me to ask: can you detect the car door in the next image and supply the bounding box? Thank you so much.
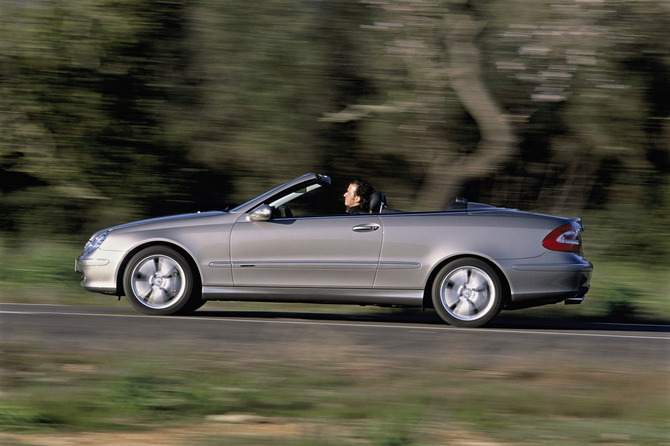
[230,214,383,288]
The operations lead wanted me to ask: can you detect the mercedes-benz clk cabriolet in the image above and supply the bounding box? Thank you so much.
[76,173,592,327]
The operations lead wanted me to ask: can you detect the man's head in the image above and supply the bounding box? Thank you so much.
[344,179,374,212]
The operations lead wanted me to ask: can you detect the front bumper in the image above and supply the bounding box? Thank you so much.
[75,250,125,295]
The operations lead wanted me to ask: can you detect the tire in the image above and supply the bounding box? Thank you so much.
[431,258,502,328]
[123,246,202,315]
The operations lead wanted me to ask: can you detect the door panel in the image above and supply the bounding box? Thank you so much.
[230,215,383,287]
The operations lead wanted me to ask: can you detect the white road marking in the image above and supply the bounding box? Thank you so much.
[1,304,668,341]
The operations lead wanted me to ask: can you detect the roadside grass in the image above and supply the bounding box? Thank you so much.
[0,236,84,305]
[0,342,668,445]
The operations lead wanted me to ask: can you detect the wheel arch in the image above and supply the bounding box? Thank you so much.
[422,254,511,310]
[115,241,203,297]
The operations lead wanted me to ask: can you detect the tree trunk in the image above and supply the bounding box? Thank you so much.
[415,14,517,210]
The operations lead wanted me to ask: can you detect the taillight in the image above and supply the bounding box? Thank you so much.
[542,223,581,253]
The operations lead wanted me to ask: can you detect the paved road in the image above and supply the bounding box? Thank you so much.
[1,303,668,368]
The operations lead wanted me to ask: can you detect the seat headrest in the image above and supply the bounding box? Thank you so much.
[445,197,468,211]
[369,191,387,213]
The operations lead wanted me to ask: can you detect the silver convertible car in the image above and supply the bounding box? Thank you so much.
[76,173,592,327]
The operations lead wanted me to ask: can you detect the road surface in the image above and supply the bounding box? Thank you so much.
[1,303,668,368]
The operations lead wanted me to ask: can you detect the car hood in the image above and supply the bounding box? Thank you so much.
[107,211,229,233]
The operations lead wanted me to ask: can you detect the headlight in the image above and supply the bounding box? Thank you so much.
[82,231,109,256]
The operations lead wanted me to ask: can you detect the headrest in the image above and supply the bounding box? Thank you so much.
[369,191,387,213]
[445,197,468,211]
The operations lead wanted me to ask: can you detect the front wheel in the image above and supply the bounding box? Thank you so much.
[123,246,202,315]
[431,258,503,327]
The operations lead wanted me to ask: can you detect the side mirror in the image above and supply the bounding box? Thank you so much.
[249,204,273,222]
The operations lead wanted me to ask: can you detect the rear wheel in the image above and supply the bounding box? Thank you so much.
[432,258,502,327]
[123,246,202,315]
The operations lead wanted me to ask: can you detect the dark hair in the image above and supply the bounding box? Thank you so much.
[350,179,375,212]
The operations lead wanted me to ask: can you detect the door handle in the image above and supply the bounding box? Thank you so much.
[352,224,380,232]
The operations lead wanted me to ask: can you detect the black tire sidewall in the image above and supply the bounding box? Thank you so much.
[431,258,502,328]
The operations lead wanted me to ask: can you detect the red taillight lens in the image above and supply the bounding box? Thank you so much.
[542,223,581,253]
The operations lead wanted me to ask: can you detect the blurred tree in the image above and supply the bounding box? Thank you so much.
[322,0,669,214]
[1,0,668,239]
[321,1,519,210]
[176,0,378,202]
[0,0,129,233]
[486,0,670,213]
[0,0,229,233]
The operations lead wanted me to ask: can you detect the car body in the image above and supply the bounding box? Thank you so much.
[76,173,592,327]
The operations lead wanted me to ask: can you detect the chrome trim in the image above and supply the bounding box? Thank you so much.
[378,261,421,269]
[231,261,378,269]
[76,258,110,268]
[512,262,592,272]
[352,224,380,232]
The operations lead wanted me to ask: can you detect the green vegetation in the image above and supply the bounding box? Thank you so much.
[1,0,668,224]
[0,237,83,305]
[0,342,667,444]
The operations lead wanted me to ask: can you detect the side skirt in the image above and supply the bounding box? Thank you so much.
[201,286,423,307]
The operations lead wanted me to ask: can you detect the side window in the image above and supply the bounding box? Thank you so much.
[270,184,344,218]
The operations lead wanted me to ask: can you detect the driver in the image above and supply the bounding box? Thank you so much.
[343,179,375,214]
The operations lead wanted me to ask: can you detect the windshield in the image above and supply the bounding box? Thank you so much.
[269,183,323,208]
[268,181,342,217]
[229,174,323,213]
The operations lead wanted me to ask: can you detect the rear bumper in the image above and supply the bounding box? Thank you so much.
[564,283,590,304]
[502,257,593,309]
